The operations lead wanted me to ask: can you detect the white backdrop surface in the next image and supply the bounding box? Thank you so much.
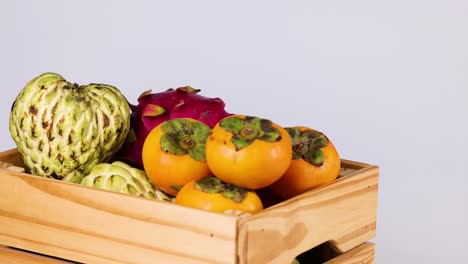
[1,1,467,263]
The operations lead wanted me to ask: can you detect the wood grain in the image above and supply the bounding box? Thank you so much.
[237,164,378,264]
[0,149,239,264]
[0,246,75,264]
[340,159,370,170]
[0,149,379,264]
[0,242,375,264]
[324,243,375,264]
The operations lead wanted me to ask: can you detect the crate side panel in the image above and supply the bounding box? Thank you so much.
[0,215,212,264]
[0,170,238,264]
[0,233,117,264]
[237,166,379,264]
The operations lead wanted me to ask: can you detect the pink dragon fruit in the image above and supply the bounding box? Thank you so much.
[117,86,232,168]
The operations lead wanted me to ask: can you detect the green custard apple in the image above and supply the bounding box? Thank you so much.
[9,72,131,183]
[81,161,174,201]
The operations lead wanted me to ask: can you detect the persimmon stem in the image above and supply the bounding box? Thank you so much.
[240,127,258,140]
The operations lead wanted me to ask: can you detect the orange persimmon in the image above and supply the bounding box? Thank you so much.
[205,115,292,190]
[175,176,263,214]
[142,118,211,196]
[270,126,341,199]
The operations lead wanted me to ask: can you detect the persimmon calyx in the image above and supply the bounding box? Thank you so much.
[194,176,248,203]
[285,127,329,167]
[219,115,281,151]
[160,119,211,161]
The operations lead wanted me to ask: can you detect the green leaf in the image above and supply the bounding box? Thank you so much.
[301,129,322,140]
[221,116,281,151]
[195,176,248,203]
[257,131,281,142]
[221,190,234,199]
[285,127,300,141]
[285,127,329,165]
[231,135,254,151]
[171,185,183,191]
[160,134,187,155]
[286,127,303,159]
[161,120,179,136]
[188,144,206,161]
[304,149,325,167]
[162,118,192,136]
[220,116,245,134]
[191,121,211,144]
[259,118,277,133]
[160,119,211,158]
[311,135,329,149]
[195,177,222,193]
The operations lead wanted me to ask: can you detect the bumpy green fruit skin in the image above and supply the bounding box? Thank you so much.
[81,161,173,201]
[9,73,131,183]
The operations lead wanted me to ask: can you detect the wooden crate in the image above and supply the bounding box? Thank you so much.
[0,242,375,264]
[0,148,379,264]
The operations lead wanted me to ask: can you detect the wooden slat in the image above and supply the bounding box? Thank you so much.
[237,165,379,264]
[0,168,238,264]
[324,242,375,264]
[340,159,369,170]
[0,246,75,264]
[0,243,376,264]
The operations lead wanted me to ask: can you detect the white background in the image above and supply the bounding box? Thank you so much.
[1,1,467,263]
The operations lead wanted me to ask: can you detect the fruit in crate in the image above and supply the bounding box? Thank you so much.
[270,126,341,199]
[175,176,263,213]
[9,73,131,183]
[205,115,292,189]
[117,86,231,168]
[142,118,212,196]
[81,161,173,202]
